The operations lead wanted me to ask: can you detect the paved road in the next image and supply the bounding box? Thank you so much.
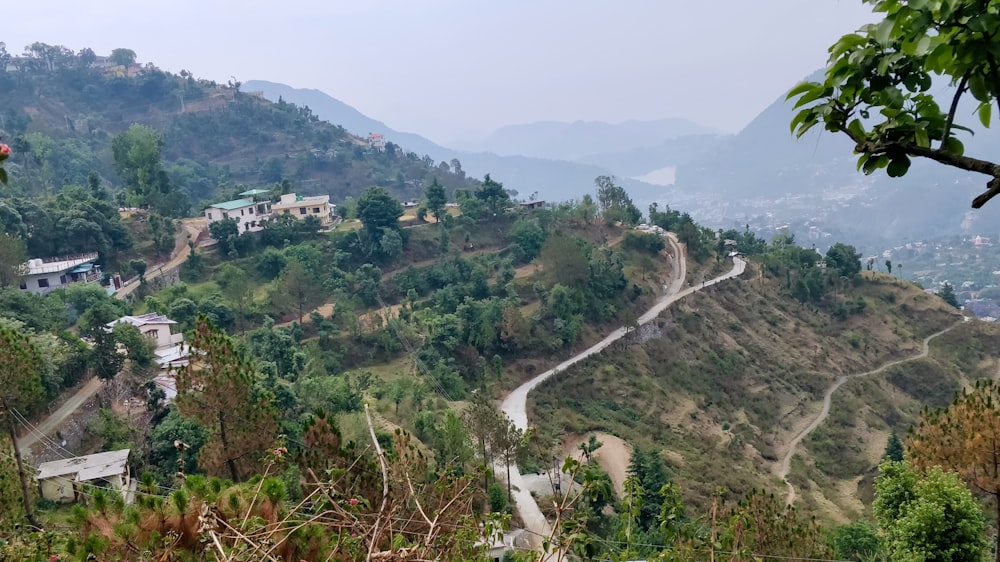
[777,318,965,505]
[500,236,746,553]
[18,377,103,451]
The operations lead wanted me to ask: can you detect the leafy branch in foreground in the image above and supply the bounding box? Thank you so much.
[789,0,1000,208]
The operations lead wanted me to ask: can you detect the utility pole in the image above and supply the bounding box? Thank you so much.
[3,400,38,528]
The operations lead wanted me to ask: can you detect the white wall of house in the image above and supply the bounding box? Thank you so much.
[137,322,176,349]
[205,201,268,235]
[21,272,72,295]
[272,194,335,226]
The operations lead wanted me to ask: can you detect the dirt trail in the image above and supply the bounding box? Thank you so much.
[115,217,206,300]
[563,432,632,497]
[777,318,966,505]
[500,234,745,554]
[18,377,103,451]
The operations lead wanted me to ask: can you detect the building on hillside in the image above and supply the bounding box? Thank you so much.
[205,198,271,235]
[19,252,102,295]
[368,133,386,152]
[271,193,337,227]
[519,200,545,210]
[106,313,183,350]
[37,449,131,503]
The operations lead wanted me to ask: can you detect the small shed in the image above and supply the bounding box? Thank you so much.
[37,449,131,503]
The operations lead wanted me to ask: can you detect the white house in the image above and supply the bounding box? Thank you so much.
[368,133,386,151]
[19,252,103,295]
[37,449,130,503]
[106,313,183,350]
[271,193,337,227]
[205,198,272,235]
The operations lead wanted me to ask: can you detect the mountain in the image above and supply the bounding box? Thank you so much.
[668,73,1000,251]
[575,134,723,178]
[243,80,663,202]
[466,118,719,161]
[0,65,477,210]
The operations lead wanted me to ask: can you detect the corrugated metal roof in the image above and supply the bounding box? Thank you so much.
[207,198,254,211]
[37,449,129,481]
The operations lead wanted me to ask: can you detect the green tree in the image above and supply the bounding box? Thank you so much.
[578,434,603,463]
[874,461,987,562]
[175,316,278,482]
[0,231,26,289]
[91,328,124,381]
[832,520,882,562]
[510,218,546,263]
[208,218,240,254]
[474,174,511,220]
[0,327,44,527]
[909,379,1000,561]
[885,430,905,462]
[424,178,448,224]
[272,259,321,323]
[938,282,960,309]
[356,186,403,237]
[111,322,155,367]
[788,0,1000,209]
[825,242,862,278]
[216,263,253,332]
[109,47,137,67]
[129,258,147,284]
[595,175,642,226]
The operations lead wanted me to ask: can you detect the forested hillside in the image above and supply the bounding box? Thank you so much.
[0,42,477,213]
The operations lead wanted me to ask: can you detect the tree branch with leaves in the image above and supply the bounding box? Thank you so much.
[789,0,1000,208]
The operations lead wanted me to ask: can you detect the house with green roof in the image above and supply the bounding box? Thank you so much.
[204,197,272,235]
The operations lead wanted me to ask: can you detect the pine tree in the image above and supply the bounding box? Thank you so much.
[175,315,278,482]
[909,379,1000,562]
[0,327,44,527]
[884,430,904,462]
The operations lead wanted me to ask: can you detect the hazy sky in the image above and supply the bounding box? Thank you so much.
[7,1,875,144]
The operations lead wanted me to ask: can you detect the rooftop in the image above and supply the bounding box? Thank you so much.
[238,189,272,197]
[107,313,177,329]
[22,252,99,276]
[207,198,255,211]
[37,449,130,481]
[273,193,331,207]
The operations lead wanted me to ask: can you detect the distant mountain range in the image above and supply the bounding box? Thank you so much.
[662,76,1000,251]
[244,78,1000,251]
[244,81,640,201]
[463,118,718,161]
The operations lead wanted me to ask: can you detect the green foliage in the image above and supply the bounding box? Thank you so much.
[788,0,1000,208]
[0,230,26,289]
[825,242,862,278]
[884,430,904,462]
[832,520,882,562]
[148,407,208,477]
[473,174,511,220]
[622,230,665,254]
[874,461,987,562]
[87,408,132,450]
[112,124,188,216]
[509,217,546,263]
[175,316,278,481]
[424,178,448,223]
[595,175,641,226]
[938,281,960,308]
[626,447,672,530]
[356,186,403,237]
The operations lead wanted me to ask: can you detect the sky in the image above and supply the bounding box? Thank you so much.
[7,1,876,145]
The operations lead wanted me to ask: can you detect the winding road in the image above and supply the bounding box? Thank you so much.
[776,318,966,505]
[499,235,746,552]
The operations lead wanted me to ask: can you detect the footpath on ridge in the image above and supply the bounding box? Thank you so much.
[776,317,967,505]
[499,234,746,553]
